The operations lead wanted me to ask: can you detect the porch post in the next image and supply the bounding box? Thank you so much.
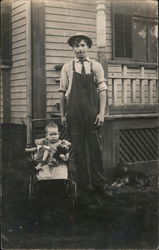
[96,0,108,113]
[26,0,32,145]
[96,0,106,48]
[1,0,12,123]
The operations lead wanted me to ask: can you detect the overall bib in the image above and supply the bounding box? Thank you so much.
[67,60,106,192]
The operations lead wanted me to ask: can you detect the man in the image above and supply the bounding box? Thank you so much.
[59,33,110,199]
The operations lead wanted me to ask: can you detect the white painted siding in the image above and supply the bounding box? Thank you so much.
[45,0,97,115]
[11,0,27,124]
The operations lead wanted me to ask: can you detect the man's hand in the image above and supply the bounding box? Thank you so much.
[94,113,105,127]
[61,116,67,127]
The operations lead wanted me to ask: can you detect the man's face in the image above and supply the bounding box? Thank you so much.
[73,40,89,59]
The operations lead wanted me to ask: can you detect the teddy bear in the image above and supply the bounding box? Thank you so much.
[53,139,71,163]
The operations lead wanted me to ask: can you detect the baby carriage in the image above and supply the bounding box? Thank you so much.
[25,118,77,219]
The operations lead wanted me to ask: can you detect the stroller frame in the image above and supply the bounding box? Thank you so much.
[25,117,77,208]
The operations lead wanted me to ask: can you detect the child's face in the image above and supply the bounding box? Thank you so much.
[46,127,59,143]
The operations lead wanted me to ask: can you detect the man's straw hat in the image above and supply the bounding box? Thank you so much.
[67,33,93,48]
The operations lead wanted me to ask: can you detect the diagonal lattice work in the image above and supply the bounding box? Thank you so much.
[119,127,158,162]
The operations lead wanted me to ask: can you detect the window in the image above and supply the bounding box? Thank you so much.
[112,0,158,63]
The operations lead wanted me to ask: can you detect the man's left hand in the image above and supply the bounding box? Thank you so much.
[94,113,104,127]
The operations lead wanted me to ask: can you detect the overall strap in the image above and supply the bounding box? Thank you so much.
[72,60,75,72]
[90,61,94,74]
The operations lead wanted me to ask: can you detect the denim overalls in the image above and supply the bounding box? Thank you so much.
[66,60,106,192]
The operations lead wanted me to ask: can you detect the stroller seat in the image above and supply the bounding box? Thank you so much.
[36,163,68,181]
[25,118,77,209]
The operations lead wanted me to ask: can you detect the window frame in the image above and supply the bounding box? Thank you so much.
[112,0,158,64]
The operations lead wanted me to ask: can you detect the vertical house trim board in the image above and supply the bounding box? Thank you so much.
[2,0,12,122]
[32,0,46,119]
[96,0,106,48]
[26,0,32,144]
[2,67,11,123]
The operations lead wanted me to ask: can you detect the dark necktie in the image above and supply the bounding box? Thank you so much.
[80,60,86,75]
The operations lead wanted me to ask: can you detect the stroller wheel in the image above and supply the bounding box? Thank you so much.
[69,181,77,208]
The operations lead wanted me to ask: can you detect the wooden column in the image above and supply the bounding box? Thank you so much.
[122,66,127,104]
[31,0,46,119]
[1,0,12,123]
[26,0,32,145]
[131,79,136,103]
[148,79,153,104]
[96,0,109,112]
[96,0,106,48]
[140,66,145,104]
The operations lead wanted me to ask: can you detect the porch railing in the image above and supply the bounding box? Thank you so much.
[107,65,158,115]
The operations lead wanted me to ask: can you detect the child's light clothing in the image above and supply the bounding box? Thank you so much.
[36,163,68,180]
[33,138,70,180]
[34,138,61,166]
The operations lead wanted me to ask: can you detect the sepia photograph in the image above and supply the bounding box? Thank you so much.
[1,0,158,249]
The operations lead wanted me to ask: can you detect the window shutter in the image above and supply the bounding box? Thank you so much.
[124,15,132,58]
[114,14,125,57]
[114,14,132,58]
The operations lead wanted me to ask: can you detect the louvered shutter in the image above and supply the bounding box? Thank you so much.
[114,13,132,58]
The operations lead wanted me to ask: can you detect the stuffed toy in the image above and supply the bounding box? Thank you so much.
[53,139,71,162]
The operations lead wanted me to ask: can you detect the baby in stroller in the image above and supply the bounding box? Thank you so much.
[25,121,71,181]
[25,121,76,220]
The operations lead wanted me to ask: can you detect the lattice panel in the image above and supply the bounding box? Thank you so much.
[119,127,158,162]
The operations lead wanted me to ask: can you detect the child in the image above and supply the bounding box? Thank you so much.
[25,122,71,180]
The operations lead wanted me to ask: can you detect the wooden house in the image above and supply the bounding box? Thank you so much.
[1,0,158,177]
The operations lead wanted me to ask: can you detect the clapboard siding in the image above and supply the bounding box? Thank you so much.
[12,33,25,43]
[12,25,26,36]
[46,35,96,44]
[46,21,96,32]
[45,28,96,38]
[45,50,97,58]
[12,18,26,29]
[11,105,27,112]
[12,46,25,55]
[12,53,26,62]
[12,0,25,9]
[12,4,26,15]
[12,39,25,49]
[59,0,96,5]
[11,65,26,74]
[45,0,96,11]
[46,43,97,51]
[12,59,26,67]
[46,15,96,26]
[11,112,27,119]
[45,0,97,115]
[45,6,95,18]
[12,12,26,23]
[10,1,27,124]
